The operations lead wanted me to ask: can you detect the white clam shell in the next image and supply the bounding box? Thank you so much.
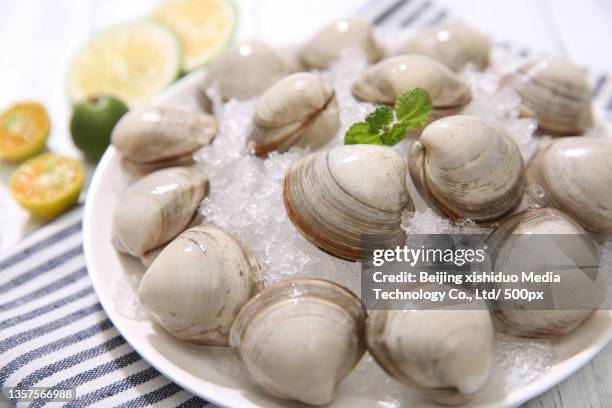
[502,57,593,134]
[300,16,383,69]
[198,39,292,110]
[398,23,491,72]
[409,115,525,223]
[112,167,208,257]
[140,246,164,269]
[283,145,414,261]
[526,137,612,232]
[352,55,471,116]
[485,208,606,337]
[139,225,264,345]
[139,213,204,268]
[248,72,339,156]
[111,105,216,168]
[229,279,366,406]
[367,293,494,405]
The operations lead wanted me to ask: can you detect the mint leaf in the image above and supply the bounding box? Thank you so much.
[344,88,432,147]
[344,122,383,145]
[395,88,432,129]
[381,122,408,146]
[365,106,392,133]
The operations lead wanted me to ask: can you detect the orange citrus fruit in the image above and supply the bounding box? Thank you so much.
[0,102,50,161]
[10,152,84,219]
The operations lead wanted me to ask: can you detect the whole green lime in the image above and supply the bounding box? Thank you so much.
[70,95,128,162]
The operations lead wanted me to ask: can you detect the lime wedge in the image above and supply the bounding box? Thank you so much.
[153,0,236,72]
[67,21,181,106]
[10,153,85,219]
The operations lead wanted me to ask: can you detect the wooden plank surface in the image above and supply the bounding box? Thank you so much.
[525,342,612,407]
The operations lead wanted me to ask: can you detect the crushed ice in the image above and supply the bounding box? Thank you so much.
[192,48,561,399]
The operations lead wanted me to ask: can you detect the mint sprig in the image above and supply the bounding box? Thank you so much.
[366,106,392,133]
[344,88,432,146]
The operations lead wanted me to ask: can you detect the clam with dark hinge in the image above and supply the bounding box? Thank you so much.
[283,144,414,261]
[247,72,340,156]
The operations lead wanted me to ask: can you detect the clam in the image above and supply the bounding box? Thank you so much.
[198,39,292,111]
[485,208,606,337]
[139,225,264,345]
[247,72,340,156]
[502,57,593,134]
[526,137,612,232]
[111,105,216,171]
[352,55,471,118]
[283,144,414,261]
[112,167,207,257]
[229,279,366,406]
[409,115,525,223]
[139,214,204,268]
[300,16,383,69]
[140,246,164,269]
[367,292,494,405]
[398,23,491,72]
[278,45,308,72]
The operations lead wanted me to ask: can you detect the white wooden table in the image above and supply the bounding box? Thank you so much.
[0,1,610,406]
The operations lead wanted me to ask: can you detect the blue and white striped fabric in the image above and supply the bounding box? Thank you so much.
[0,207,206,407]
[1,1,611,407]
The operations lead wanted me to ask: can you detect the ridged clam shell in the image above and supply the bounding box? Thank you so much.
[367,294,494,405]
[485,208,606,337]
[301,16,383,69]
[409,115,524,223]
[111,105,216,168]
[248,72,339,156]
[198,39,292,111]
[112,167,208,257]
[398,23,491,72]
[526,137,612,232]
[229,279,366,406]
[139,225,264,346]
[283,145,414,261]
[502,57,593,134]
[352,55,471,116]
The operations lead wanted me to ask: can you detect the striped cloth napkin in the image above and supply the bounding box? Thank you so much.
[1,0,610,407]
[0,207,203,407]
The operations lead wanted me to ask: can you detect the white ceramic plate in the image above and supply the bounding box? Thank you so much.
[84,70,612,408]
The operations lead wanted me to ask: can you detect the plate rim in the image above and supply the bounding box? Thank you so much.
[83,71,240,408]
[83,69,612,408]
